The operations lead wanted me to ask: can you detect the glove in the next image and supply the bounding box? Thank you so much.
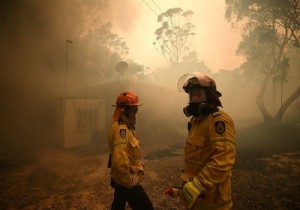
[164,187,181,198]
[182,178,205,209]
[131,173,142,186]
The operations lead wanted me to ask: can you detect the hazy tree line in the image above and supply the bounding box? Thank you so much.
[60,0,147,81]
[225,0,300,123]
[152,1,299,123]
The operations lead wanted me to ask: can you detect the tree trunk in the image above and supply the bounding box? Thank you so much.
[273,86,300,122]
[256,72,273,123]
[256,36,288,123]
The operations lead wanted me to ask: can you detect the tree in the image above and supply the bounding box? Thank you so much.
[153,8,195,64]
[225,0,300,123]
[126,60,147,79]
[83,23,129,78]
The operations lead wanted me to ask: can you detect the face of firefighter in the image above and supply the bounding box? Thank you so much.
[189,88,206,103]
[183,87,210,117]
[128,106,138,127]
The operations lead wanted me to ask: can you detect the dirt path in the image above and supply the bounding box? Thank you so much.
[0,146,299,210]
[2,121,300,209]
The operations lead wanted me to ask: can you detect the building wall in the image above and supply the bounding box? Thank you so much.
[62,98,105,148]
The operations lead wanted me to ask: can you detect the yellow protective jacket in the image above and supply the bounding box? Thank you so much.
[181,109,236,210]
[108,118,144,189]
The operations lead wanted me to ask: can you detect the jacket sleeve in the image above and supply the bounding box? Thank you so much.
[111,125,136,188]
[196,115,236,189]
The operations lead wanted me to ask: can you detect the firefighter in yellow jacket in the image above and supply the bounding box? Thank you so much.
[108,91,153,210]
[165,72,236,210]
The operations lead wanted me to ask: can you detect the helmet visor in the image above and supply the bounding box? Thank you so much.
[178,72,222,97]
[177,73,197,92]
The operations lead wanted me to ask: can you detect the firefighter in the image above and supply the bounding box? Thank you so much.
[165,72,236,210]
[108,91,153,210]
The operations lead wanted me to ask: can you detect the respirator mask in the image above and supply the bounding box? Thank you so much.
[183,102,211,117]
[183,88,211,117]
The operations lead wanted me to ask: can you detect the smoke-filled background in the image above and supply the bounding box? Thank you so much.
[0,0,299,149]
[1,0,300,209]
[1,0,299,150]
[0,0,142,148]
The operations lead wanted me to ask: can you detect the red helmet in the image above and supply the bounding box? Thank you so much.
[114,91,141,107]
[113,91,141,120]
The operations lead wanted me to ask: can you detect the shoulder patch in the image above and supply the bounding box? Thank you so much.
[119,129,126,138]
[215,121,225,134]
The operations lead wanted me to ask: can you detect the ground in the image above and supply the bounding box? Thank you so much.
[0,123,299,210]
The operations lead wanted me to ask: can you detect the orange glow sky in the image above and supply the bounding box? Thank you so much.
[109,0,245,73]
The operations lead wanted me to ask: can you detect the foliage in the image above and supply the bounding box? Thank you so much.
[226,0,299,74]
[273,56,289,84]
[119,60,146,80]
[62,0,149,80]
[153,7,196,64]
[225,0,300,123]
[95,23,129,57]
[80,23,130,79]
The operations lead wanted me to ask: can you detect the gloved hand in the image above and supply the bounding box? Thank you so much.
[164,187,181,198]
[182,178,205,209]
[131,173,142,186]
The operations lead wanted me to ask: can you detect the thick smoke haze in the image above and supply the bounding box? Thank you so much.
[0,2,299,209]
[0,0,299,151]
[0,0,139,148]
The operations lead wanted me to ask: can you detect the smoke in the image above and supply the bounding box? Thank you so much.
[107,0,140,33]
[0,0,299,151]
[0,0,141,149]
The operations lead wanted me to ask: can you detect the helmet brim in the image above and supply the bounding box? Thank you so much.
[178,72,222,97]
[112,103,142,107]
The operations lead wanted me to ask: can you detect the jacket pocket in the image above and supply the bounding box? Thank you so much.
[185,136,206,158]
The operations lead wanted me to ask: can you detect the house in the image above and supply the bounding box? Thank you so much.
[47,77,187,150]
[51,97,105,149]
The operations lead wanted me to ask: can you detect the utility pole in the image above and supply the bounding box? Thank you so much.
[64,39,73,115]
